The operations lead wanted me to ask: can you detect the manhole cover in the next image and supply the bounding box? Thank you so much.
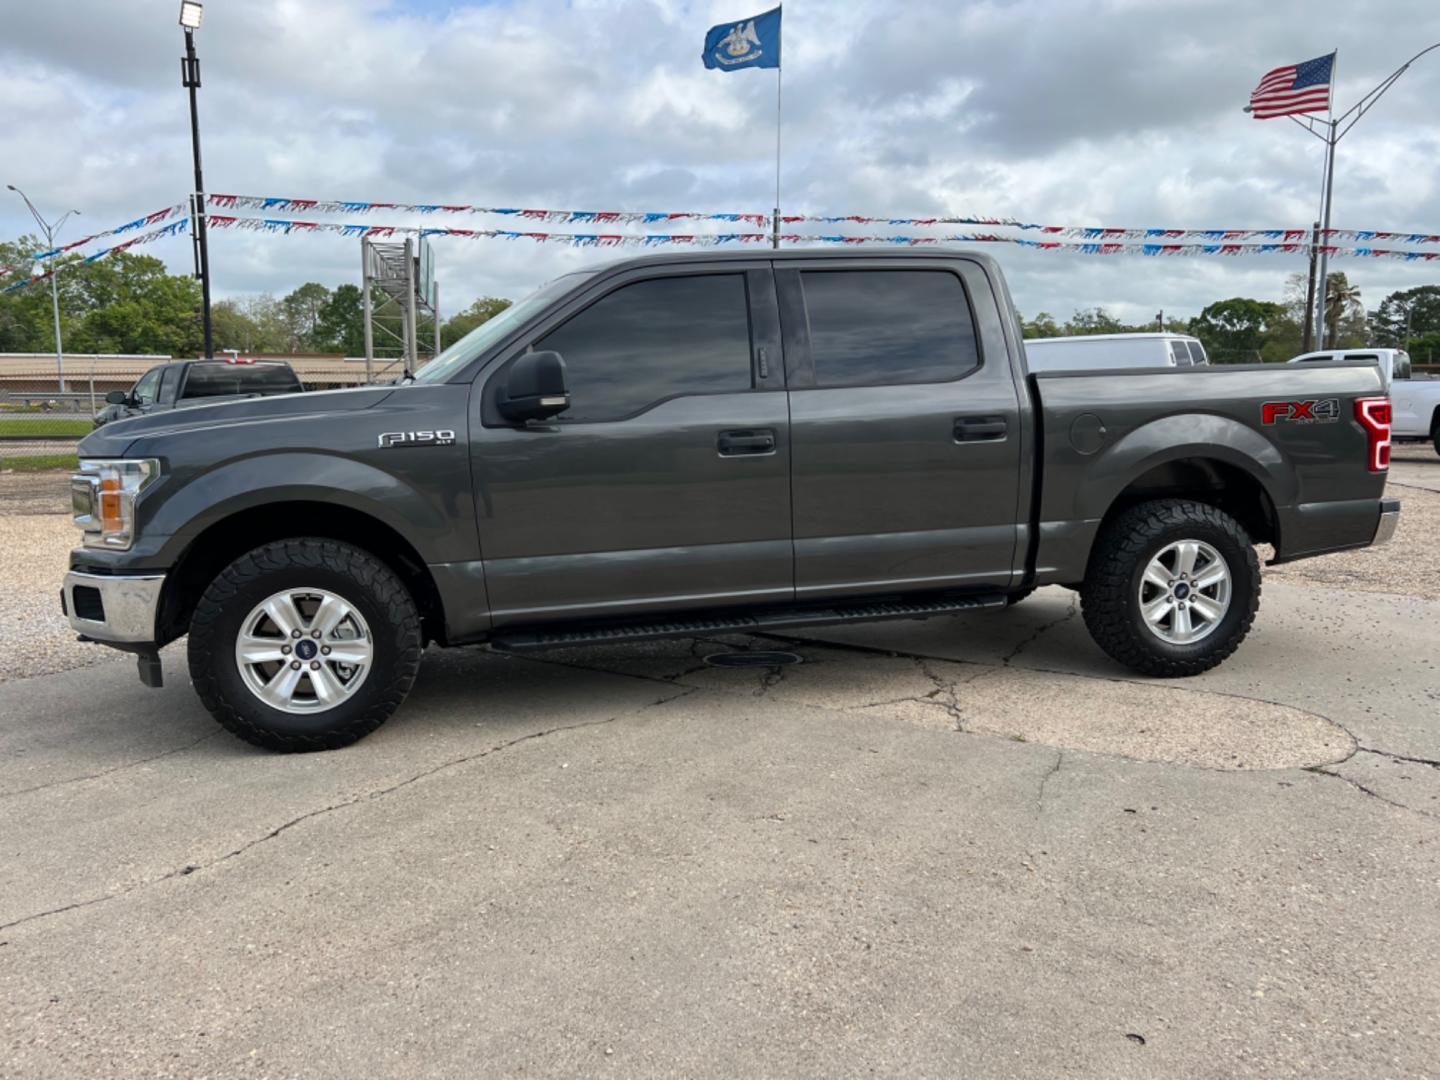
[703,651,803,668]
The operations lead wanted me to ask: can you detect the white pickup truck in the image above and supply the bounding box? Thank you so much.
[1290,348,1440,455]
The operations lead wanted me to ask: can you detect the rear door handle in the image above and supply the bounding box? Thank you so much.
[954,416,1008,442]
[718,429,776,456]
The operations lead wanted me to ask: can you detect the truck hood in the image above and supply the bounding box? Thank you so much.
[78,385,398,458]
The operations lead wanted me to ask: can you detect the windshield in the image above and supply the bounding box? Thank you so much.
[412,271,593,384]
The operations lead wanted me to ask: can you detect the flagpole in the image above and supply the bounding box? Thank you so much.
[1315,49,1338,348]
[772,22,783,250]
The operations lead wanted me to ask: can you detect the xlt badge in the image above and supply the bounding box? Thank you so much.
[378,429,456,448]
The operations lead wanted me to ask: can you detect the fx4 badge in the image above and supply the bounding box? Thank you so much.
[378,429,456,448]
[1261,399,1340,426]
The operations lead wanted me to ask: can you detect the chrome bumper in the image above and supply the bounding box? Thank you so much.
[61,571,165,644]
[1373,498,1401,546]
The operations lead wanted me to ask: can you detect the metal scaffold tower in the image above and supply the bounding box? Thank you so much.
[360,236,440,383]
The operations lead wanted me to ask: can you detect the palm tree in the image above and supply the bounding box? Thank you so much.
[1323,273,1364,345]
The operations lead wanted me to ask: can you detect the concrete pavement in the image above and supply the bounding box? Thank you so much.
[2,579,1438,1078]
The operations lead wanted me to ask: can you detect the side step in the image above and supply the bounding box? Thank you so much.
[489,594,1007,653]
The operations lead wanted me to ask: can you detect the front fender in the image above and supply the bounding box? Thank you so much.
[76,449,479,573]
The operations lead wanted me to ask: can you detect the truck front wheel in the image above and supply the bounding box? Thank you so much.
[187,538,423,751]
[1080,499,1260,677]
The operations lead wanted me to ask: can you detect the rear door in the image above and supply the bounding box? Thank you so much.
[472,263,792,625]
[779,258,1024,599]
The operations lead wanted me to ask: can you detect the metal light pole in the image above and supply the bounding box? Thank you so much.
[7,185,80,391]
[180,0,213,358]
[1263,43,1440,348]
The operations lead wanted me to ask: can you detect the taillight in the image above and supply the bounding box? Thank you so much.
[1355,397,1391,472]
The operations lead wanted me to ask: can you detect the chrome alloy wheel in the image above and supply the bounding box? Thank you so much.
[1137,540,1232,645]
[234,588,374,714]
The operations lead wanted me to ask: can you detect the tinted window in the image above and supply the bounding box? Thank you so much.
[182,364,301,398]
[800,270,979,387]
[158,366,180,402]
[1169,341,1190,366]
[1186,341,1207,366]
[535,274,753,423]
[132,368,162,406]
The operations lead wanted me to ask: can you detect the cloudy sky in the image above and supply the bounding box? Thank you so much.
[2,0,1438,325]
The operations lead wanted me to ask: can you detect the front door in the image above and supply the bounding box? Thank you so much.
[778,259,1024,599]
[473,265,792,625]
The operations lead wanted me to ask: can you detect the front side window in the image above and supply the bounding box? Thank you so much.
[799,270,980,388]
[1186,341,1208,366]
[132,368,162,406]
[1170,341,1190,366]
[1394,352,1413,381]
[534,274,753,423]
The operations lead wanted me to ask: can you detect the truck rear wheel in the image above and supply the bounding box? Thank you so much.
[187,538,422,752]
[1431,419,1440,458]
[1080,499,1260,677]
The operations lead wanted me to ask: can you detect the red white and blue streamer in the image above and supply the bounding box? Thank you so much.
[2,219,189,293]
[204,193,1440,245]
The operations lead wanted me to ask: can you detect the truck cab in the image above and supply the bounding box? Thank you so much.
[94,359,304,426]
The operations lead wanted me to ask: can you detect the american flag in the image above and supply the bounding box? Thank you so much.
[1248,54,1335,119]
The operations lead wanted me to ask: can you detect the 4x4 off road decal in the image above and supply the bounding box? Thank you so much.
[378,429,456,448]
[1260,399,1341,425]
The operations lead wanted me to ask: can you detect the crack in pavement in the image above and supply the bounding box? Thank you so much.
[1304,765,1440,823]
[0,730,224,802]
[1001,595,1080,666]
[1356,746,1440,770]
[915,658,966,731]
[0,685,699,935]
[1036,749,1064,815]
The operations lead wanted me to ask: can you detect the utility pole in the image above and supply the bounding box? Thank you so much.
[6,185,80,391]
[1301,221,1320,353]
[1155,310,1165,332]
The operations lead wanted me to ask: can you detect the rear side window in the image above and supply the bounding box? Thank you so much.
[535,274,753,423]
[799,270,980,388]
[1169,341,1190,366]
[1394,352,1412,380]
[157,366,180,401]
[1186,341,1207,365]
[182,364,301,398]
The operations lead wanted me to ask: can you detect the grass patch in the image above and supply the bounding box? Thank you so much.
[0,418,92,437]
[0,454,78,472]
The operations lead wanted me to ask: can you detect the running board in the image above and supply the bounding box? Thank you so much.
[489,594,1007,653]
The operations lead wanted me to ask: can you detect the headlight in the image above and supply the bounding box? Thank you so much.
[71,459,161,550]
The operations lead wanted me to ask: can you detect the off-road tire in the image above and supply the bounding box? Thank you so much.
[1080,499,1260,677]
[188,538,422,752]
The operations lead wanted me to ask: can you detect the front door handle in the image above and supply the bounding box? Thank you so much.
[954,416,1008,442]
[717,429,777,456]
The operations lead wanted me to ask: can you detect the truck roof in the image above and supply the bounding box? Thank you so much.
[1026,333,1201,345]
[576,246,1006,276]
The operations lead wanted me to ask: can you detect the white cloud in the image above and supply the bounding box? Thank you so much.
[1,0,1437,323]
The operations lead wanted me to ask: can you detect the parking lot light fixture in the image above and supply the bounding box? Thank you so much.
[6,183,80,392]
[179,0,213,357]
[179,1,203,29]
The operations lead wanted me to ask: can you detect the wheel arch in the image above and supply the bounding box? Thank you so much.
[156,501,448,648]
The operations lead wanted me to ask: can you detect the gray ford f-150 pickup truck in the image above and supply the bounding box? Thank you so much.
[62,249,1399,751]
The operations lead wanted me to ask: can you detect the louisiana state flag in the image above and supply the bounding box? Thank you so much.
[702,6,781,71]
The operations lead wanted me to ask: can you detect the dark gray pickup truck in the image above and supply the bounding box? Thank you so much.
[93,359,303,426]
[62,250,1399,751]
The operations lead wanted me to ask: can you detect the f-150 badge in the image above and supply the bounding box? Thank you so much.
[378,430,456,448]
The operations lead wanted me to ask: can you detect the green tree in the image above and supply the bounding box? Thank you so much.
[1187,297,1289,364]
[1322,272,1366,347]
[315,284,365,355]
[1019,310,1061,339]
[441,297,512,349]
[280,282,332,351]
[65,251,203,357]
[1372,285,1440,348]
[1062,307,1152,336]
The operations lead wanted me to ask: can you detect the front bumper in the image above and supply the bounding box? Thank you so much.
[61,570,165,644]
[1373,497,1401,546]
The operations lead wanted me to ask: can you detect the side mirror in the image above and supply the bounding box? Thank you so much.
[105,390,129,405]
[497,350,570,423]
